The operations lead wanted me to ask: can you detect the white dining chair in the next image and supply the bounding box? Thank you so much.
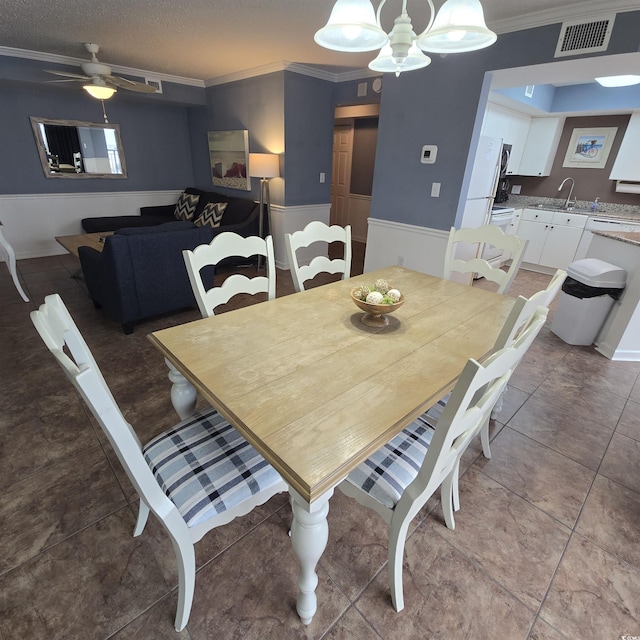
[0,223,29,302]
[285,221,351,293]
[30,294,287,631]
[183,232,275,318]
[338,307,548,613]
[443,224,527,294]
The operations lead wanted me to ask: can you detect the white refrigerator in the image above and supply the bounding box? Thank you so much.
[452,135,502,286]
[461,135,502,228]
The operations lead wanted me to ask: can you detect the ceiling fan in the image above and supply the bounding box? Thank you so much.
[45,43,157,99]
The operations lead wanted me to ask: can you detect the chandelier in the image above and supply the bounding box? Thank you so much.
[314,0,497,76]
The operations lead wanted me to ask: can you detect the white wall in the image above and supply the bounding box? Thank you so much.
[0,190,182,259]
[364,218,449,276]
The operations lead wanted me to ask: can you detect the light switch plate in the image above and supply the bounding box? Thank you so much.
[431,182,441,197]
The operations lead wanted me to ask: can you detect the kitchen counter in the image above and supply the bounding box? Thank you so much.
[586,232,640,361]
[592,230,640,247]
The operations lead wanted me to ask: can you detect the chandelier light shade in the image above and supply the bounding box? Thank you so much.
[315,0,497,74]
[369,40,431,75]
[416,0,496,53]
[314,0,388,52]
[595,75,640,88]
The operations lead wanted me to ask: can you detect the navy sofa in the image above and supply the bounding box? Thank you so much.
[81,187,262,236]
[79,221,215,334]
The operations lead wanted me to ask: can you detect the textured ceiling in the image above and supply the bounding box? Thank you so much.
[0,0,638,82]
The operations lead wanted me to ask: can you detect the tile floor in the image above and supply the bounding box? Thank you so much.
[1,247,640,640]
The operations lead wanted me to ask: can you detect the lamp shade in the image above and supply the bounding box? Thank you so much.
[314,0,388,52]
[249,153,280,178]
[417,0,497,53]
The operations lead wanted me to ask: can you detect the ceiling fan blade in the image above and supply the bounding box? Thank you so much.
[44,69,90,80]
[46,78,85,84]
[108,75,157,93]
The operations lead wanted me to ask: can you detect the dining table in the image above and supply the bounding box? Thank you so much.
[148,265,515,624]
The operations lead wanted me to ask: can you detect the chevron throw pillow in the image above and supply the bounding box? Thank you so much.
[194,201,227,228]
[174,192,200,221]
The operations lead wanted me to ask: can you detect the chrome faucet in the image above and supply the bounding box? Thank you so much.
[558,177,576,209]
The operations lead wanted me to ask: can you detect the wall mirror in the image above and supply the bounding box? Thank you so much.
[30,117,127,179]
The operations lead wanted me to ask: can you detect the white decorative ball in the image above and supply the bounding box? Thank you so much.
[387,289,401,303]
[366,291,384,304]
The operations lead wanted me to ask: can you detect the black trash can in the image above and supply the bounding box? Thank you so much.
[550,258,626,345]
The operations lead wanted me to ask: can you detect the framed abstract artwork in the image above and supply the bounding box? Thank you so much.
[207,130,250,190]
[562,127,618,169]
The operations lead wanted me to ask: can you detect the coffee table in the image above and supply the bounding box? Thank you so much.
[55,232,113,258]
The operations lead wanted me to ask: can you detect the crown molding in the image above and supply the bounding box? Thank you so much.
[0,45,205,87]
[492,1,638,34]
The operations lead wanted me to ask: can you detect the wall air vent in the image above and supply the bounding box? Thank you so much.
[145,78,163,93]
[554,15,615,58]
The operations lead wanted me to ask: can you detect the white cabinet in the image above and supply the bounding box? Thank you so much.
[506,209,522,236]
[518,208,587,269]
[610,113,640,182]
[518,117,565,177]
[482,103,530,175]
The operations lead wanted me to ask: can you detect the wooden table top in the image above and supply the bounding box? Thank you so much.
[55,232,113,258]
[148,266,515,504]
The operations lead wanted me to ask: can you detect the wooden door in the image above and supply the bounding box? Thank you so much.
[331,124,353,227]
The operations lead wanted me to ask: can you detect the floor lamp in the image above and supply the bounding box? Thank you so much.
[249,153,280,270]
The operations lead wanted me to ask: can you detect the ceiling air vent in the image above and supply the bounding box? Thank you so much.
[554,15,615,58]
[145,78,163,93]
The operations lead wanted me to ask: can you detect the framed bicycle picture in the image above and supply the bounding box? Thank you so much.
[562,127,618,169]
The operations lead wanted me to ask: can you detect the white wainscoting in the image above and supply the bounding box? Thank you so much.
[364,217,450,276]
[347,194,370,244]
[0,190,182,260]
[270,203,331,269]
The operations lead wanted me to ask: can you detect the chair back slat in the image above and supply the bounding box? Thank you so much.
[183,232,275,318]
[398,307,548,518]
[30,294,176,515]
[443,224,528,294]
[493,268,566,350]
[285,221,351,293]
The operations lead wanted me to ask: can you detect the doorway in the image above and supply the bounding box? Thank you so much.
[330,104,380,244]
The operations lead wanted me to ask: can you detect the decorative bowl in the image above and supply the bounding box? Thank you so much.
[351,288,405,327]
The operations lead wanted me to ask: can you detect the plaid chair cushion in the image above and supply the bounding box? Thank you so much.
[143,407,283,528]
[343,394,450,510]
[344,415,435,509]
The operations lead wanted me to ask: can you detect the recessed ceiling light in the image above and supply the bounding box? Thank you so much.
[595,75,640,87]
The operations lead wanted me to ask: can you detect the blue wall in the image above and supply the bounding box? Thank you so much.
[204,73,285,205]
[283,72,335,206]
[1,82,199,194]
[370,14,640,230]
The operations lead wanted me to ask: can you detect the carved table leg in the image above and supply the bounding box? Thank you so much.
[165,358,197,419]
[289,487,333,625]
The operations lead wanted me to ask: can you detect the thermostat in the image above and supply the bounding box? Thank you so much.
[420,145,437,164]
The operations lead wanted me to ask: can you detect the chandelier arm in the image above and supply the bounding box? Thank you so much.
[417,0,436,38]
[375,0,388,27]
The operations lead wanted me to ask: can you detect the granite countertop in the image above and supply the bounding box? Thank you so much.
[508,196,640,223]
[592,231,640,246]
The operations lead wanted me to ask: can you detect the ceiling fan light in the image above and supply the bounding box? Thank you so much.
[314,0,388,52]
[369,41,432,75]
[83,84,117,100]
[595,75,640,87]
[417,0,496,53]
